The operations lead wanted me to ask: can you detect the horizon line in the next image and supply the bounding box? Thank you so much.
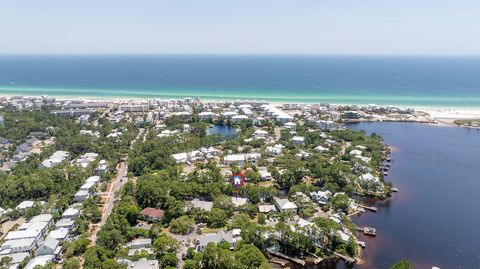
[1,52,479,57]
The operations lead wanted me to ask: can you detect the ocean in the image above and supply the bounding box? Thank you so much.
[0,55,479,107]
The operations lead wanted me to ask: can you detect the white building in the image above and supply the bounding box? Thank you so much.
[40,151,70,169]
[36,237,61,257]
[253,129,269,140]
[274,197,298,213]
[291,136,305,145]
[310,190,332,205]
[74,190,90,202]
[284,122,297,130]
[62,207,80,219]
[224,154,246,166]
[76,152,99,168]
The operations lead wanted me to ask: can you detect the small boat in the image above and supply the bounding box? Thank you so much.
[357,241,366,248]
[391,187,399,192]
[386,157,391,162]
[383,171,388,176]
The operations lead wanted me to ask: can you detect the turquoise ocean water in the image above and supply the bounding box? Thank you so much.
[0,55,479,107]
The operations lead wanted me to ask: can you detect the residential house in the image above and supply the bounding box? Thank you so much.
[39,151,69,169]
[48,228,69,241]
[258,204,277,213]
[224,154,245,166]
[126,258,159,269]
[291,136,305,145]
[140,208,164,222]
[189,199,213,212]
[314,145,329,152]
[253,129,269,140]
[76,152,99,168]
[55,219,75,230]
[36,237,61,257]
[266,144,283,156]
[74,190,90,202]
[24,255,54,269]
[310,190,332,205]
[230,197,248,208]
[94,159,108,175]
[284,122,297,131]
[197,230,241,252]
[232,115,250,123]
[198,111,215,120]
[274,198,298,214]
[0,238,36,254]
[127,238,153,256]
[62,207,80,219]
[16,201,45,213]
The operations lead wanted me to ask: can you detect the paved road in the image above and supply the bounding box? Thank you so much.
[89,161,128,244]
[89,128,145,245]
[168,226,199,268]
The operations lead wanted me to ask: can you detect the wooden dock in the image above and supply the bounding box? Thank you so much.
[266,250,306,266]
[356,227,377,236]
[316,245,355,264]
[357,204,378,212]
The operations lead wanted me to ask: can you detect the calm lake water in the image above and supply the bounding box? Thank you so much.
[343,122,480,269]
[207,125,237,138]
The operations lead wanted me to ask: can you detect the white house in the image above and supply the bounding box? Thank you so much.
[24,255,54,269]
[314,145,329,152]
[80,181,96,191]
[266,144,284,156]
[36,237,61,257]
[94,159,108,175]
[75,152,98,168]
[55,219,75,230]
[274,197,298,213]
[0,238,36,254]
[317,120,336,130]
[359,172,380,184]
[198,111,215,119]
[197,230,240,252]
[284,122,297,131]
[40,151,70,169]
[126,258,159,269]
[253,130,269,140]
[245,153,261,163]
[62,207,80,219]
[85,176,101,185]
[310,190,332,205]
[172,152,189,163]
[258,204,277,213]
[291,136,305,145]
[189,199,213,212]
[16,201,45,212]
[230,197,248,208]
[295,150,311,160]
[48,228,69,241]
[224,154,245,166]
[74,190,90,202]
[231,115,250,122]
[260,170,272,181]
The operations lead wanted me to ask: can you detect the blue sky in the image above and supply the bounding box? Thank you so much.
[0,0,479,54]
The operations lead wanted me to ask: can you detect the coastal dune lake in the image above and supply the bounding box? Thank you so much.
[342,122,480,269]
